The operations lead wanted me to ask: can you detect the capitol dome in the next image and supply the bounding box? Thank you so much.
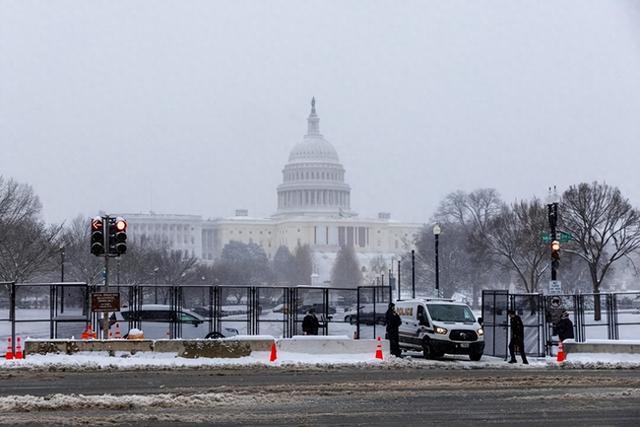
[275,98,354,217]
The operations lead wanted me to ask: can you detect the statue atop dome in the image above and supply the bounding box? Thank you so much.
[307,97,321,136]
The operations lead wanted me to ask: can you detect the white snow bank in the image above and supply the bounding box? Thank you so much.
[552,352,640,369]
[0,392,243,412]
[287,335,351,340]
[0,350,387,371]
[565,339,640,345]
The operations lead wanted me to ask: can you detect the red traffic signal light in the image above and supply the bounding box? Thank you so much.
[551,240,560,269]
[90,216,105,256]
[108,216,128,256]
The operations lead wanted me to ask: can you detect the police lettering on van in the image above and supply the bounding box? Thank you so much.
[396,298,484,361]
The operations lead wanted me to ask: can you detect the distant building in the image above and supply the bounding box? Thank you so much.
[120,99,422,282]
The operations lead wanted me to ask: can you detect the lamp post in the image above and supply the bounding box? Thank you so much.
[433,224,441,298]
[153,267,159,304]
[60,245,65,313]
[411,249,415,298]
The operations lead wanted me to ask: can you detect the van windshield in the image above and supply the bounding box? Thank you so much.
[427,304,476,323]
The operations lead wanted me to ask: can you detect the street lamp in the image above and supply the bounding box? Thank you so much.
[60,244,65,313]
[433,224,441,298]
[153,267,159,304]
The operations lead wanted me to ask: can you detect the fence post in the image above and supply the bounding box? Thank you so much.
[10,282,16,355]
[356,287,360,340]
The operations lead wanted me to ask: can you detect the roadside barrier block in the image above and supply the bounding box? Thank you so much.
[276,336,390,356]
[563,339,640,355]
[156,340,251,359]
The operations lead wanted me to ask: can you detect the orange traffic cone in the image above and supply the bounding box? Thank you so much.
[87,325,96,339]
[114,323,122,339]
[269,341,278,362]
[375,336,383,360]
[4,337,13,360]
[15,336,23,360]
[556,341,566,362]
[81,326,89,340]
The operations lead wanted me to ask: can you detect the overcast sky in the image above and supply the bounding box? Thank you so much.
[1,1,639,225]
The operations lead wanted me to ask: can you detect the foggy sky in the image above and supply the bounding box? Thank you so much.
[2,1,640,226]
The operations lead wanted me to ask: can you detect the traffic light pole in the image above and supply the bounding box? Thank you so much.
[102,215,110,339]
[91,214,127,340]
[548,202,558,281]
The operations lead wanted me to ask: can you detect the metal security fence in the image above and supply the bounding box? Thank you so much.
[482,290,640,358]
[0,282,364,355]
[355,285,392,339]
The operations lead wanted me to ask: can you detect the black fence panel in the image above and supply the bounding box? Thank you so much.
[482,290,509,359]
[613,292,640,340]
[6,284,636,350]
[326,288,358,338]
[510,294,545,357]
[355,286,392,339]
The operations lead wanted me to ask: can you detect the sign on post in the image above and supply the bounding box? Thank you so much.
[91,292,120,312]
[548,280,562,294]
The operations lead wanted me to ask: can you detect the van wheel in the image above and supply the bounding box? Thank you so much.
[469,351,483,361]
[422,341,438,359]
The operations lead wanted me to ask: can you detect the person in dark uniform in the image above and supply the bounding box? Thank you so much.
[385,303,402,357]
[302,308,319,335]
[508,309,528,364]
[556,310,575,342]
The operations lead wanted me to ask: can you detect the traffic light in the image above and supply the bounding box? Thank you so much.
[551,240,560,269]
[108,217,128,256]
[90,216,105,256]
[114,217,127,255]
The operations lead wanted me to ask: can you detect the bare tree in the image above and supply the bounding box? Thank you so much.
[60,216,103,284]
[433,188,503,306]
[561,182,640,320]
[414,222,475,299]
[0,177,41,227]
[0,177,62,282]
[483,198,549,294]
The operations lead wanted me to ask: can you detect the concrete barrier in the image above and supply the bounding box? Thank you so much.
[154,340,251,359]
[25,339,154,355]
[276,335,390,356]
[564,339,640,355]
[24,336,388,358]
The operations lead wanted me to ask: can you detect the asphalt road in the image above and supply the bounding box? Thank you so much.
[1,366,640,426]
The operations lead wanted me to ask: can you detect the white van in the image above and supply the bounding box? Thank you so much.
[396,299,484,361]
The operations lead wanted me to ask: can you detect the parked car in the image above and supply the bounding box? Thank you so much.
[343,303,388,325]
[109,304,238,339]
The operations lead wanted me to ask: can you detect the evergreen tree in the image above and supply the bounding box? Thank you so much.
[331,244,362,288]
[293,244,313,286]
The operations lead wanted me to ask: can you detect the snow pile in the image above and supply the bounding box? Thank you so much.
[550,352,640,369]
[0,392,247,412]
[0,350,388,371]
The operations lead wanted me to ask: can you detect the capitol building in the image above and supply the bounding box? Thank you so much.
[120,99,422,283]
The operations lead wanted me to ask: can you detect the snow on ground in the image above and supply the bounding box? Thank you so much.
[0,392,248,412]
[2,349,640,371]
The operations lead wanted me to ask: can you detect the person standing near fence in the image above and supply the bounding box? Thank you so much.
[385,303,402,357]
[508,309,528,364]
[556,310,575,342]
[302,308,319,335]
